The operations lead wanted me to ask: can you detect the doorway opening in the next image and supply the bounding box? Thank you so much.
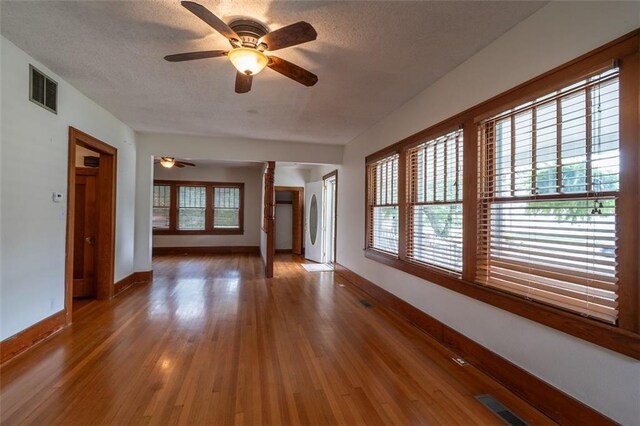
[304,170,338,266]
[322,170,337,265]
[65,128,117,324]
[274,186,304,255]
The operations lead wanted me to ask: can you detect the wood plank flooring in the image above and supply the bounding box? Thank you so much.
[0,254,554,425]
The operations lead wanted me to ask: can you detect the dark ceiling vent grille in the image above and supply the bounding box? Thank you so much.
[29,65,57,114]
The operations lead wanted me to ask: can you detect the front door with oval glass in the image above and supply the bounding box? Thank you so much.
[305,181,323,263]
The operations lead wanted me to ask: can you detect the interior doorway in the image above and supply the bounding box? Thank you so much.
[322,170,338,265]
[274,186,304,255]
[65,127,117,324]
[304,170,338,265]
[73,167,98,300]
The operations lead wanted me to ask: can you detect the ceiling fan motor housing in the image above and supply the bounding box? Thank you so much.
[229,19,269,50]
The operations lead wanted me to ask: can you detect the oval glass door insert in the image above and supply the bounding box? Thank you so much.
[310,194,318,245]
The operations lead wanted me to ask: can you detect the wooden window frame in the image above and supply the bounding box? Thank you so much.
[153,180,244,235]
[366,153,401,255]
[364,30,640,360]
[405,127,465,275]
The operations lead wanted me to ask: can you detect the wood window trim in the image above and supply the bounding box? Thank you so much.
[364,30,640,360]
[366,154,401,254]
[153,179,244,235]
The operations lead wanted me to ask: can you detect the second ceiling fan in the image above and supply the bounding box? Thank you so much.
[165,1,319,94]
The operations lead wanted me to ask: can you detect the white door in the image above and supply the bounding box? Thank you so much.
[305,181,323,263]
[323,176,336,264]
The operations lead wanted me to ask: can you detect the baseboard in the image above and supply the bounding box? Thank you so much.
[0,310,66,365]
[153,246,260,255]
[114,270,153,296]
[275,249,292,253]
[333,263,614,426]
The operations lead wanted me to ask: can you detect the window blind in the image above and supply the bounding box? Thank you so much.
[214,186,240,229]
[407,128,463,273]
[367,154,399,254]
[477,68,619,323]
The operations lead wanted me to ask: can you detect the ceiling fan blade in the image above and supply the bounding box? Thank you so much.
[177,161,196,167]
[164,50,227,62]
[181,1,240,44]
[259,22,317,51]
[267,56,318,87]
[174,163,186,168]
[235,72,253,94]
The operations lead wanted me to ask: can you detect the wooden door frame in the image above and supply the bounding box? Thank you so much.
[275,186,304,255]
[65,127,117,324]
[322,170,338,264]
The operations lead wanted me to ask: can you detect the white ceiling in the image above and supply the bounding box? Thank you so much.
[1,1,546,145]
[166,159,263,167]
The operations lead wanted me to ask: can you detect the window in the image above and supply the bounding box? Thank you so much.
[153,181,244,234]
[407,128,463,273]
[213,186,241,229]
[179,186,206,230]
[367,154,399,254]
[152,185,171,229]
[363,31,640,359]
[477,68,620,324]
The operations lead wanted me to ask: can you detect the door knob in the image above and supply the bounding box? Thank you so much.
[85,236,95,245]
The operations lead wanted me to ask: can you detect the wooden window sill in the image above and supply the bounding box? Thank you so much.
[364,248,640,360]
[153,229,244,236]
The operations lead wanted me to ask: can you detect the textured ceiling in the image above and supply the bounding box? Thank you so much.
[1,1,546,145]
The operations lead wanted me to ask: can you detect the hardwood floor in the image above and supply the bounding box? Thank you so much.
[0,254,554,425]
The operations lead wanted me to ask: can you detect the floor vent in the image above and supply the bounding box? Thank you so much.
[475,394,527,426]
[359,299,373,308]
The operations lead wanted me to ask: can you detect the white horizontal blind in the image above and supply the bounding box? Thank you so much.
[367,154,399,254]
[407,129,463,273]
[477,68,620,323]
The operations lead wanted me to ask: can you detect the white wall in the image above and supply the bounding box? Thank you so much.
[275,166,310,187]
[309,165,338,183]
[135,134,342,272]
[336,3,640,424]
[1,36,137,340]
[152,163,262,248]
[275,204,293,250]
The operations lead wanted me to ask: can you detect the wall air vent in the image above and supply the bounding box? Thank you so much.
[29,64,57,114]
[84,156,100,167]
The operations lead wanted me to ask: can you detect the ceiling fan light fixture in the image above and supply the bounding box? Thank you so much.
[160,157,176,168]
[228,47,268,76]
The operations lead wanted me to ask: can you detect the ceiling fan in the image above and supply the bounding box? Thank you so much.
[155,157,196,168]
[164,1,318,94]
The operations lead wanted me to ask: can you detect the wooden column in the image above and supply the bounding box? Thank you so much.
[264,162,276,278]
